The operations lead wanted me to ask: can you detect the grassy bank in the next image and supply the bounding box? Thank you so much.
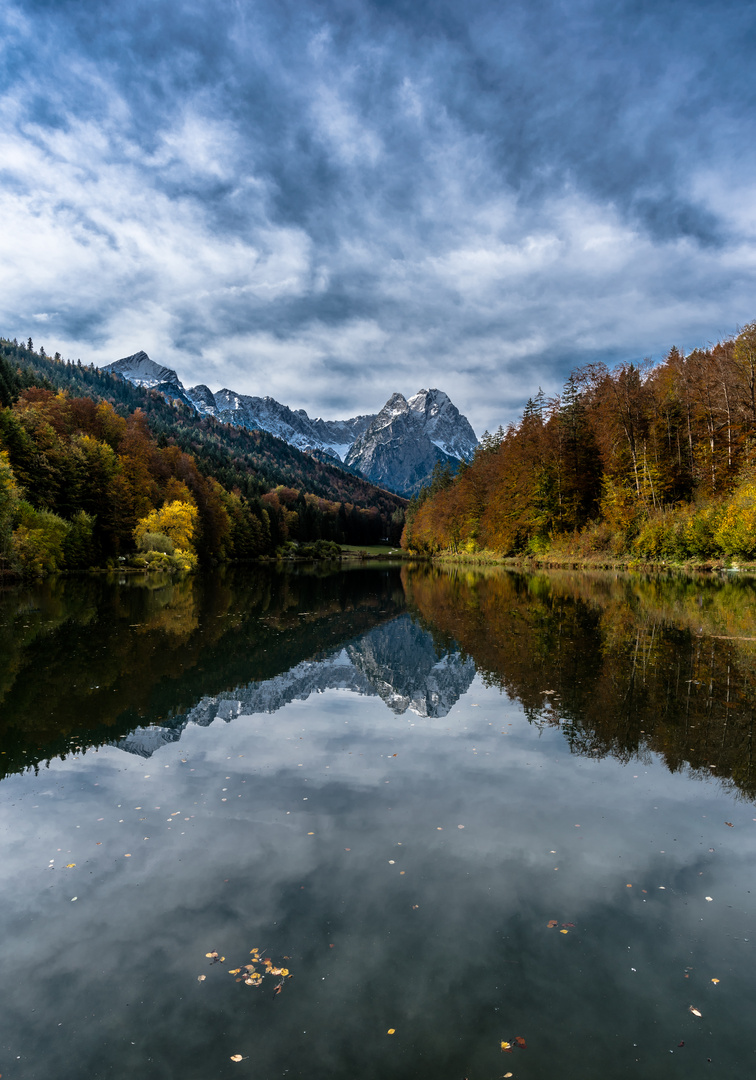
[427,548,756,575]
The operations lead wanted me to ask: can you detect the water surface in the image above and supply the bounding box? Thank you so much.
[1,565,755,1079]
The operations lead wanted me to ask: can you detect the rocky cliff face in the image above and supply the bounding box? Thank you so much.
[189,387,373,461]
[345,389,477,495]
[102,351,477,495]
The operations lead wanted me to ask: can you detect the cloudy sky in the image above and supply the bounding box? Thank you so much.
[1,0,755,435]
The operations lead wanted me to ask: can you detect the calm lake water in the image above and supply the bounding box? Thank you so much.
[1,563,755,1079]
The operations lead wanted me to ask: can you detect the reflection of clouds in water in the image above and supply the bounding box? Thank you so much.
[116,615,476,757]
[2,674,753,1079]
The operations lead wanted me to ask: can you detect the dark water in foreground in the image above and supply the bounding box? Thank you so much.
[1,564,755,1080]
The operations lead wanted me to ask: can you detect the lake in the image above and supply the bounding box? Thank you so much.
[1,563,755,1079]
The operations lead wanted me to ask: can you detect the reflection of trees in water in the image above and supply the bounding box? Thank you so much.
[0,565,407,779]
[404,566,756,800]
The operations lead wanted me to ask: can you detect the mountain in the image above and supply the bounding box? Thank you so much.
[102,351,196,409]
[101,351,477,496]
[345,389,477,495]
[114,614,476,757]
[186,385,373,461]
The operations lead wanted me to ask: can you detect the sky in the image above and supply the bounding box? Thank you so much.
[1,0,755,437]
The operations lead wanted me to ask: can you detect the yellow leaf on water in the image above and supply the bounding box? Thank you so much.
[280,968,289,977]
[711,978,720,984]
[689,1006,702,1017]
[230,1054,243,1062]
[387,1029,396,1035]
[504,1074,513,1078]
[559,929,569,934]
[501,1041,512,1051]
[205,952,217,958]
[65,863,76,869]
[229,969,241,975]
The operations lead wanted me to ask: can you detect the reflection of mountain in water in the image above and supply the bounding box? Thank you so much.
[117,615,475,757]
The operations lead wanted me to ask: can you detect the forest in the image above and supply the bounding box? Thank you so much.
[0,340,406,575]
[403,322,756,563]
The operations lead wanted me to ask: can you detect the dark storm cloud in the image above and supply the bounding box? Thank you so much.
[1,0,755,433]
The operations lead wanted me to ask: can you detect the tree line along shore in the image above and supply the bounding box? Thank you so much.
[402,322,756,569]
[0,340,406,577]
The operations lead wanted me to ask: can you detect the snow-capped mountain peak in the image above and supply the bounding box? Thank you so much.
[102,350,478,496]
[103,351,182,389]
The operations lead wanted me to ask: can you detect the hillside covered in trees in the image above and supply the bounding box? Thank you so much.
[0,339,406,575]
[403,322,756,563]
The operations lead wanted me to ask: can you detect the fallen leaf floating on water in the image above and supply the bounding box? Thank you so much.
[689,1007,703,1017]
[504,1073,513,1078]
[387,1029,396,1035]
[197,975,206,982]
[514,1037,527,1049]
[678,1041,685,1048]
[547,920,559,928]
[725,822,734,827]
[65,863,76,869]
[230,1054,243,1062]
[711,978,720,985]
[203,947,293,994]
[559,929,569,934]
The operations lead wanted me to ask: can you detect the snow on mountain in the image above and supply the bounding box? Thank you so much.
[101,350,477,494]
[345,389,477,496]
[407,388,478,460]
[103,351,183,390]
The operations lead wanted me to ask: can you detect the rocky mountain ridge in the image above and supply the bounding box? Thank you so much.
[102,351,478,495]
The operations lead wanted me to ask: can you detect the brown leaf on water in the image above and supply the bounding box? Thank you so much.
[689,1006,702,1017]
[273,983,283,996]
[270,967,283,975]
[514,1036,527,1048]
[678,1041,685,1047]
[725,822,733,827]
[547,920,558,928]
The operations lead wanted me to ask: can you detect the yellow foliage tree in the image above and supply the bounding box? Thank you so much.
[134,500,198,554]
[714,479,756,558]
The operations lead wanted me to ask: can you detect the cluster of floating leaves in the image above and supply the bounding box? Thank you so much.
[199,946,293,997]
[500,1035,527,1053]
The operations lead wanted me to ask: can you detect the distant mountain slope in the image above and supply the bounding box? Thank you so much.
[101,351,478,496]
[0,340,407,527]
